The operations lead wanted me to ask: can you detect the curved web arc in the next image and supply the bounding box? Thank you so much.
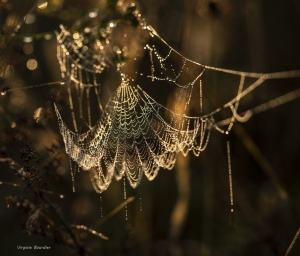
[54,102,113,170]
[136,85,212,153]
[144,23,300,126]
[145,25,300,79]
[143,25,300,127]
[54,78,213,192]
[54,19,300,194]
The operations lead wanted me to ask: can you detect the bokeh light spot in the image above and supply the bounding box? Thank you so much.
[26,59,38,70]
[23,44,33,55]
[57,167,66,175]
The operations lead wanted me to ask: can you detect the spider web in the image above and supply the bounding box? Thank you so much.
[55,74,211,192]
[54,21,300,193]
[56,24,113,131]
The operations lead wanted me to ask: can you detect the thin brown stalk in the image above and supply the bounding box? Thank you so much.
[91,196,135,227]
[40,193,86,255]
[284,227,300,256]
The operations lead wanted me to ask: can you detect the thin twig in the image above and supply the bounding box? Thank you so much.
[40,193,86,255]
[0,181,21,187]
[91,196,135,227]
[0,157,21,170]
[285,227,300,256]
[70,225,109,240]
[2,81,63,93]
[1,156,84,254]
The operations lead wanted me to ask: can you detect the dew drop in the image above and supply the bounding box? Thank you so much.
[72,177,75,192]
[139,188,142,211]
[123,177,128,221]
[100,196,103,218]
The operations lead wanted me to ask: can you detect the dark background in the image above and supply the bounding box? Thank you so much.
[0,0,300,255]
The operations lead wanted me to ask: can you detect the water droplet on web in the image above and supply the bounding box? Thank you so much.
[139,188,142,211]
[72,177,75,192]
[1,91,6,96]
[69,157,75,193]
[123,177,128,221]
[60,81,65,85]
[100,196,103,218]
[227,141,234,213]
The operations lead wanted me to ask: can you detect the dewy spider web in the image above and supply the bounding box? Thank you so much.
[55,74,211,192]
[55,20,300,193]
[56,24,113,130]
[143,24,300,133]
